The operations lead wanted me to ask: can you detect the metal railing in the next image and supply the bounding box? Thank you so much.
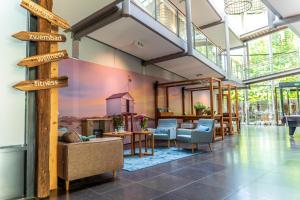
[193,25,226,70]
[131,0,225,70]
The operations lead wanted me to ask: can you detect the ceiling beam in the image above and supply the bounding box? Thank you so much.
[71,0,123,40]
[273,13,300,28]
[243,68,300,85]
[199,20,224,30]
[142,51,187,65]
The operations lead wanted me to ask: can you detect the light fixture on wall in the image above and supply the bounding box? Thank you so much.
[224,0,252,15]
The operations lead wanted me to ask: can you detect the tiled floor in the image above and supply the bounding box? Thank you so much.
[49,126,300,200]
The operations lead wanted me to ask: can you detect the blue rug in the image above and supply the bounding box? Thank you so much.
[123,147,197,171]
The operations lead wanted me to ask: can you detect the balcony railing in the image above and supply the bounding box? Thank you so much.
[131,0,225,70]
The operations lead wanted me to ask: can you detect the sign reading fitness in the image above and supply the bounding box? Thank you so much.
[12,0,70,91]
[14,77,68,91]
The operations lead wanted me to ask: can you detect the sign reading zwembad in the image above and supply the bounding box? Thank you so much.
[17,50,68,68]
[13,76,68,91]
[21,0,71,29]
[13,31,66,42]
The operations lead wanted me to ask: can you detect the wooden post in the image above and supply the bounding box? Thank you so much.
[235,87,240,134]
[49,25,59,190]
[36,0,52,197]
[209,78,214,118]
[191,91,194,115]
[275,87,279,125]
[227,85,233,135]
[218,81,224,139]
[182,87,185,115]
[166,87,169,110]
[154,82,158,126]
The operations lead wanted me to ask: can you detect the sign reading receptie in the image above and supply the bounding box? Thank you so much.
[20,0,71,29]
[13,76,68,91]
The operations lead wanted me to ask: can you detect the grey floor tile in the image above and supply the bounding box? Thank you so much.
[139,173,191,192]
[102,183,163,200]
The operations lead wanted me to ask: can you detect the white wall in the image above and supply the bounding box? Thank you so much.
[78,37,184,81]
[0,0,27,147]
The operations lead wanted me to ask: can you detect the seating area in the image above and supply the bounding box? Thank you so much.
[2,0,300,199]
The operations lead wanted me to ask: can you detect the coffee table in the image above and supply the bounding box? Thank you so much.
[133,131,155,157]
[103,131,134,156]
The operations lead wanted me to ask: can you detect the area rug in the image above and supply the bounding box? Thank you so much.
[123,147,198,171]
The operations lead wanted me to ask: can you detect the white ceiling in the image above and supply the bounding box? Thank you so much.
[263,0,300,36]
[157,56,224,79]
[202,24,243,49]
[169,0,222,27]
[53,0,115,25]
[89,18,183,60]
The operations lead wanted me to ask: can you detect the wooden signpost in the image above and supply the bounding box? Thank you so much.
[17,50,68,67]
[13,31,66,42]
[20,0,71,29]
[13,76,68,91]
[12,0,71,198]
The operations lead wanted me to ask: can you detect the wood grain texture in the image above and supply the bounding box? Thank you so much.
[17,50,68,67]
[49,25,59,190]
[21,0,70,29]
[13,76,68,91]
[12,31,66,42]
[36,0,52,197]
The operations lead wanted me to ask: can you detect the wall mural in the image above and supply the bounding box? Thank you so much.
[58,58,171,133]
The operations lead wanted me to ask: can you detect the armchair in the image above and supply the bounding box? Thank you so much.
[148,119,177,147]
[176,119,214,153]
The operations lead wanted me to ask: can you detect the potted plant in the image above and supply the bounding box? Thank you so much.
[137,114,148,131]
[204,107,211,116]
[112,115,124,132]
[194,102,207,116]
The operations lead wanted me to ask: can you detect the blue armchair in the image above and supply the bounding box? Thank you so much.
[176,119,215,152]
[148,119,177,148]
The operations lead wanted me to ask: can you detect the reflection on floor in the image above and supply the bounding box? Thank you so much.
[48,125,300,200]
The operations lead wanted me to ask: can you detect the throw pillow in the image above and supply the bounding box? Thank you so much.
[63,131,81,143]
[196,125,209,132]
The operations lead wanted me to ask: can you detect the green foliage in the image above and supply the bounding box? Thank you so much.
[194,102,207,110]
[112,115,123,128]
[246,29,300,106]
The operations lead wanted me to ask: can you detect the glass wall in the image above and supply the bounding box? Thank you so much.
[0,1,27,199]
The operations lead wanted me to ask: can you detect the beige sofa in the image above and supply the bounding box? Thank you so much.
[57,137,124,190]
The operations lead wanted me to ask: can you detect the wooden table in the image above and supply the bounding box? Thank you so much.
[103,131,134,156]
[133,131,155,158]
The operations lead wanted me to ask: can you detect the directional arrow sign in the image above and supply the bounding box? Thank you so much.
[17,50,68,68]
[20,0,71,30]
[13,76,68,91]
[12,31,66,42]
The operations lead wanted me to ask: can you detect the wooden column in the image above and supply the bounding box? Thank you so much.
[49,25,59,190]
[209,78,214,118]
[209,79,215,142]
[36,0,52,197]
[235,87,240,134]
[166,87,169,110]
[154,82,158,126]
[274,87,279,125]
[218,81,224,139]
[191,91,194,115]
[227,85,233,135]
[182,87,185,115]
